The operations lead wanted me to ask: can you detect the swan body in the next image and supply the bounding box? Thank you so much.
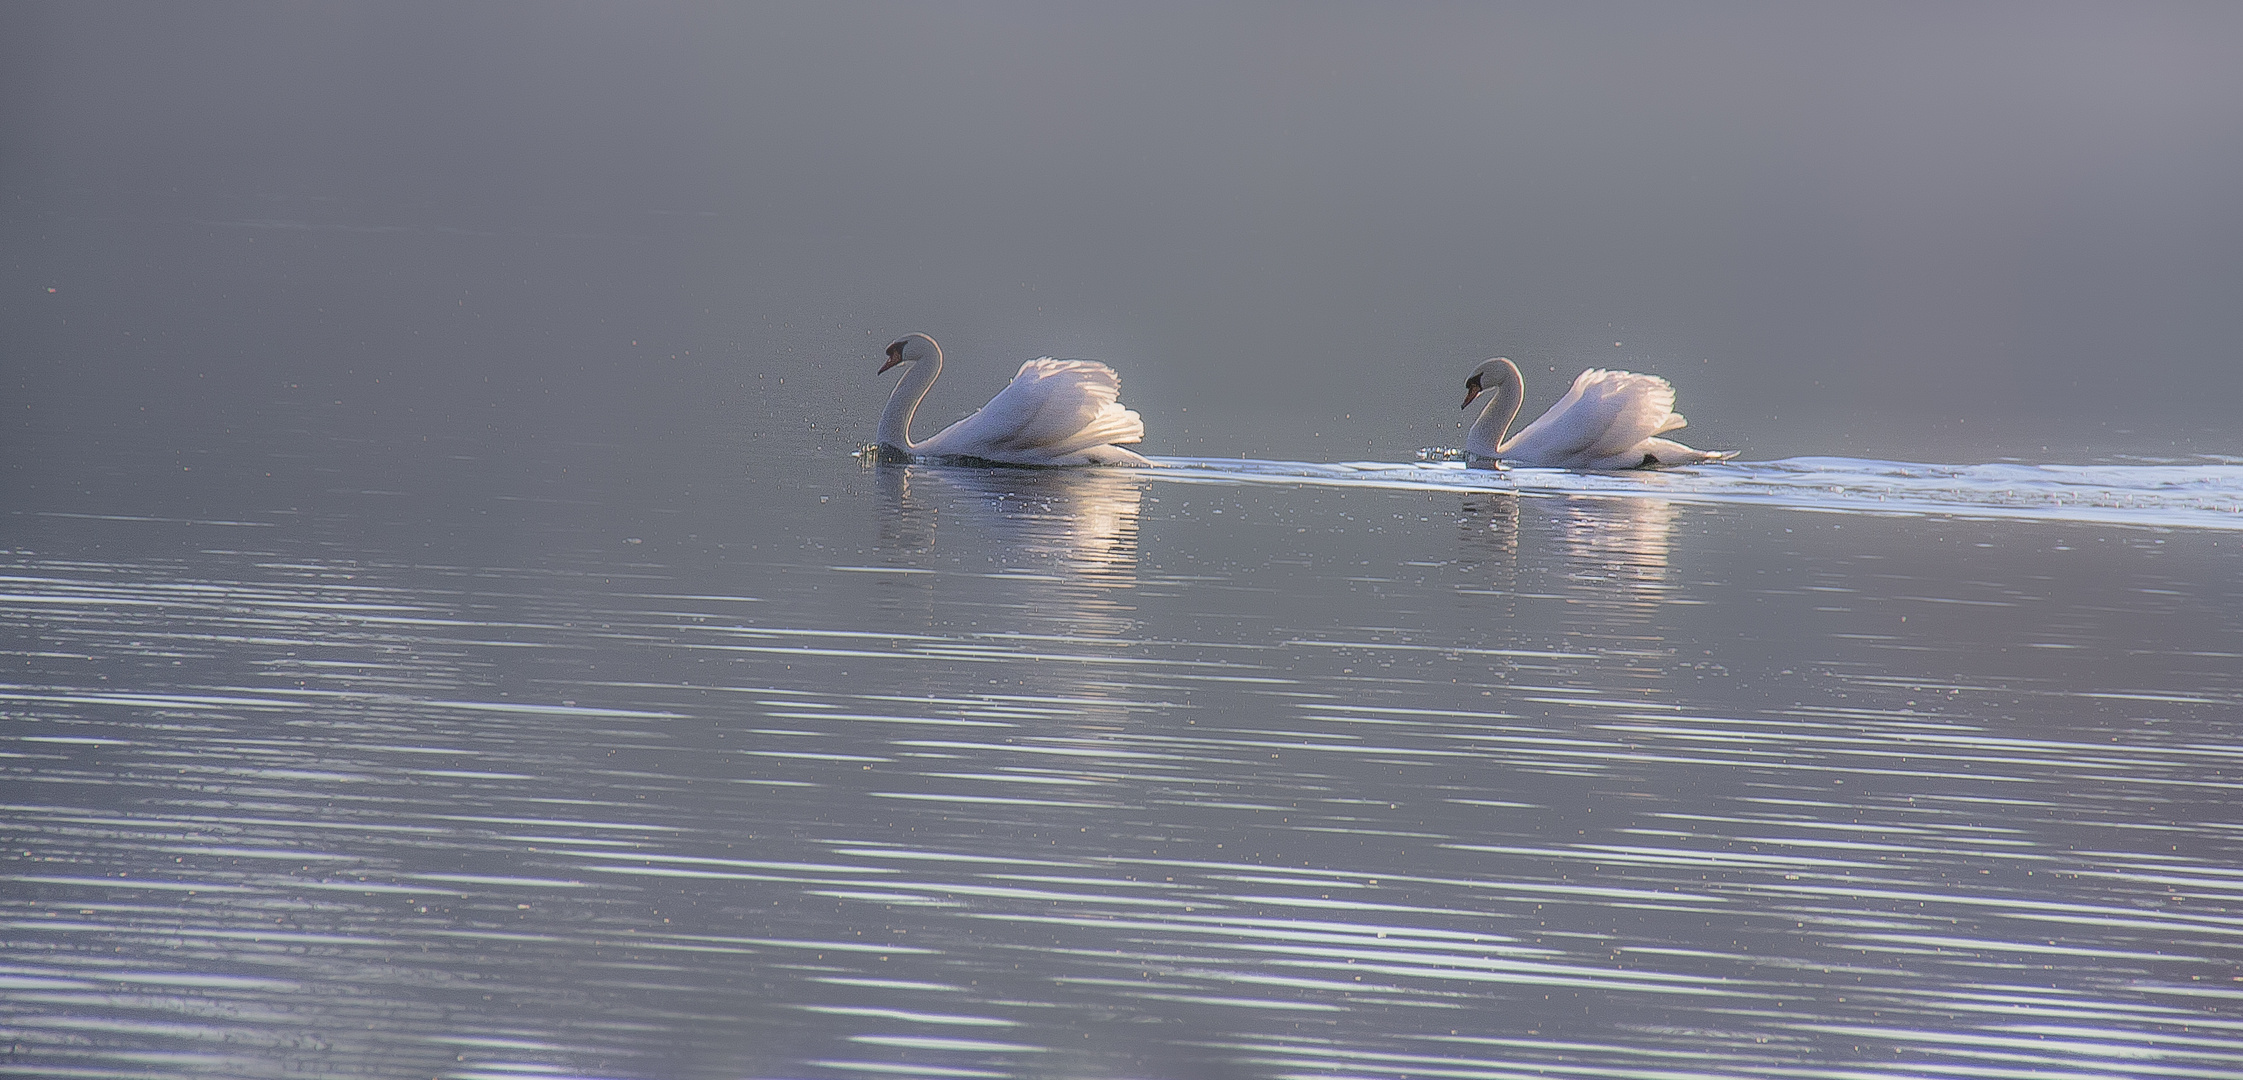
[1461,357,1735,469]
[876,333,1150,466]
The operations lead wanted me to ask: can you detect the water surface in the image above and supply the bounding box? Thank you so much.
[6,449,2241,1079]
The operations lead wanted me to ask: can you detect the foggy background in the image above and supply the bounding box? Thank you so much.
[6,1,2242,502]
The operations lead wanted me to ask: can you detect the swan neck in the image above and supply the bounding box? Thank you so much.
[878,344,943,452]
[1465,361,1525,458]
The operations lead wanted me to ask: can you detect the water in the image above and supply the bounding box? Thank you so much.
[6,444,2242,1079]
[9,5,2243,1077]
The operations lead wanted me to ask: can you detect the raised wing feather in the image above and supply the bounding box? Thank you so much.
[1506,369,1681,466]
[915,358,1144,463]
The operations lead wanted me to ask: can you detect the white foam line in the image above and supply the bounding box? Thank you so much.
[1136,456,2243,531]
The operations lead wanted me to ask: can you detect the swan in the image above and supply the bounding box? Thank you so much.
[1460,357,1735,469]
[875,333,1150,466]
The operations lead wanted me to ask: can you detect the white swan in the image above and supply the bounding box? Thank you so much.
[876,333,1150,466]
[1461,357,1735,469]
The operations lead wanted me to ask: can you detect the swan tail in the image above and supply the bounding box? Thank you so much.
[1075,443,1152,466]
[1632,438,1736,468]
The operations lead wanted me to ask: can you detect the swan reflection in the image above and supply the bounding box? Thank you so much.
[1456,493,1677,615]
[1454,492,1521,612]
[1455,493,1680,688]
[873,464,1144,638]
[1547,495,1680,690]
[1554,495,1677,601]
[1457,492,1521,560]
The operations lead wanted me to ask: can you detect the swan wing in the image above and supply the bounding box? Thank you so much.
[1505,369,1680,466]
[914,358,1145,463]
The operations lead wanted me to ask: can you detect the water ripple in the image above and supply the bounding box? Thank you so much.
[4,487,2239,1077]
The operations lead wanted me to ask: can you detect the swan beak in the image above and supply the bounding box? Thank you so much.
[878,340,906,373]
[1461,379,1483,409]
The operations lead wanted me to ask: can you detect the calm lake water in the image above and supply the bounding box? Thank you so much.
[9,5,2243,1078]
[6,417,2242,1078]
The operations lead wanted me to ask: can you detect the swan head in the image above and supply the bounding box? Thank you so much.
[879,333,939,373]
[1461,357,1520,408]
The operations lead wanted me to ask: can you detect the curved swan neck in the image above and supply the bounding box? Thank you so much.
[878,340,944,452]
[1464,358,1526,458]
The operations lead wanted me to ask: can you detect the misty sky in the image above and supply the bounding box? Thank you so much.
[6,2,2242,461]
